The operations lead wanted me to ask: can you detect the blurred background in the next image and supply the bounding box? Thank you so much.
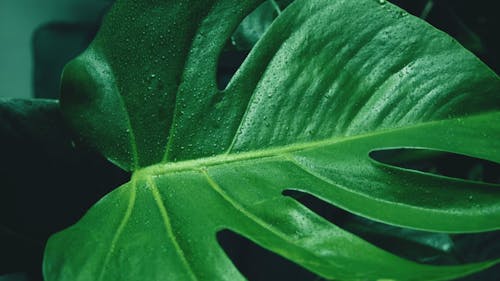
[0,0,499,280]
[0,0,112,99]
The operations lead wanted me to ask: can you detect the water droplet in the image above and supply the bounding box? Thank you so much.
[378,0,386,4]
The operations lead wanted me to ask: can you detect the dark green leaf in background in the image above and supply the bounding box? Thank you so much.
[0,99,127,279]
[0,273,29,281]
[44,0,500,280]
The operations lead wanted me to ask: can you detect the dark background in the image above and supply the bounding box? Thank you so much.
[1,0,499,280]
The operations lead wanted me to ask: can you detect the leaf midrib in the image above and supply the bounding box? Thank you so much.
[136,112,497,177]
[147,177,199,281]
[97,178,137,281]
[161,1,227,163]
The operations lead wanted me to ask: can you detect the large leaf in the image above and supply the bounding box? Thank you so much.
[45,0,500,280]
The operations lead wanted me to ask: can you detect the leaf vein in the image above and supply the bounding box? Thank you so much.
[97,180,137,281]
[201,169,294,242]
[147,176,199,281]
[143,111,500,176]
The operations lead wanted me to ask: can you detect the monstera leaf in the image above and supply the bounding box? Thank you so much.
[44,0,500,280]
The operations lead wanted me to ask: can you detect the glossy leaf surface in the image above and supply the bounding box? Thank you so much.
[46,0,500,280]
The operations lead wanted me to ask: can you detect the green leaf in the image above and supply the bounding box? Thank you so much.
[46,0,500,280]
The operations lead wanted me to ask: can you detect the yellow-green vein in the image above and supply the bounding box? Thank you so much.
[97,178,137,281]
[147,176,198,281]
[141,111,500,176]
[201,169,295,242]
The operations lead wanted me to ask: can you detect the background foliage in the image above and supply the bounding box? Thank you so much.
[0,0,499,280]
